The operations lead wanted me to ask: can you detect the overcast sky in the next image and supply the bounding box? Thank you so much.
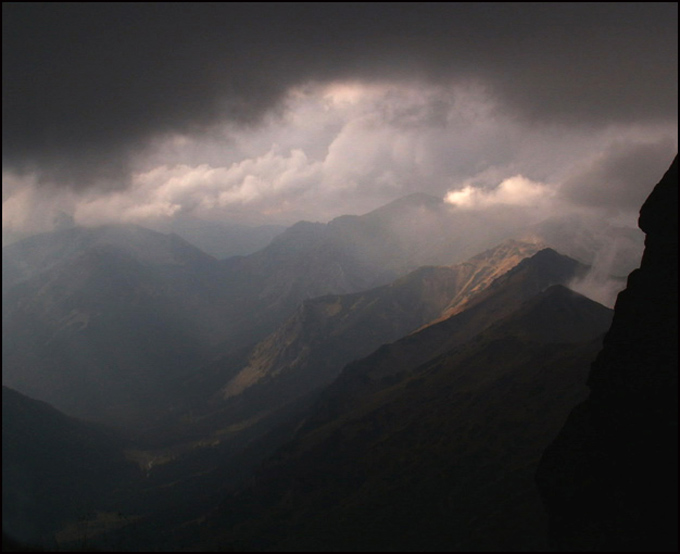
[2,3,677,240]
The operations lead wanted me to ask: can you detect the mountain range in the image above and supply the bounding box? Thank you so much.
[2,193,597,431]
[205,284,613,551]
[3,165,671,552]
[172,240,547,440]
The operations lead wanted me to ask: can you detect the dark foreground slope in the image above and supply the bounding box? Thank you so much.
[537,155,678,552]
[206,284,613,552]
[2,387,138,548]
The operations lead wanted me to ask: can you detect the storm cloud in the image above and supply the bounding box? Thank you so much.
[3,3,677,190]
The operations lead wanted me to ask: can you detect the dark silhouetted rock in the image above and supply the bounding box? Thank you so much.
[537,155,678,552]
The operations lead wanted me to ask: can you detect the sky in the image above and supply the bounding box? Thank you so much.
[2,3,677,243]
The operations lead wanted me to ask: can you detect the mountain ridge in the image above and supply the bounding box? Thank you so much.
[207,284,613,552]
[219,239,544,402]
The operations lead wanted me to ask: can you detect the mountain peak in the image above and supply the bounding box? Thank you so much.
[363,192,443,218]
[500,247,584,283]
[506,284,613,344]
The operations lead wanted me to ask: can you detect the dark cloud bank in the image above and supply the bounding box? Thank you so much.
[3,3,677,189]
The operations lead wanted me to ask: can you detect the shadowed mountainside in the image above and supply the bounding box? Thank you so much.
[2,387,137,547]
[206,285,613,552]
[189,240,544,428]
[2,227,229,428]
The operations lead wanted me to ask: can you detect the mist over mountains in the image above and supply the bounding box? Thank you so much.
[2,159,675,552]
[2,194,636,429]
[3,3,677,551]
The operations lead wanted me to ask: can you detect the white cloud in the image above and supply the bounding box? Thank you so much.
[445,175,555,210]
[73,148,325,227]
[567,239,631,308]
[2,172,78,245]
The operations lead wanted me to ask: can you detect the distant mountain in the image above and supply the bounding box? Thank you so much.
[160,218,286,259]
[2,226,232,428]
[321,191,543,273]
[2,224,217,293]
[2,386,136,547]
[537,155,678,551]
[212,194,549,351]
[208,285,613,552]
[222,195,451,314]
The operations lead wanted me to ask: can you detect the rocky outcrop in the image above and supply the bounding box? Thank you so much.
[537,155,678,552]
